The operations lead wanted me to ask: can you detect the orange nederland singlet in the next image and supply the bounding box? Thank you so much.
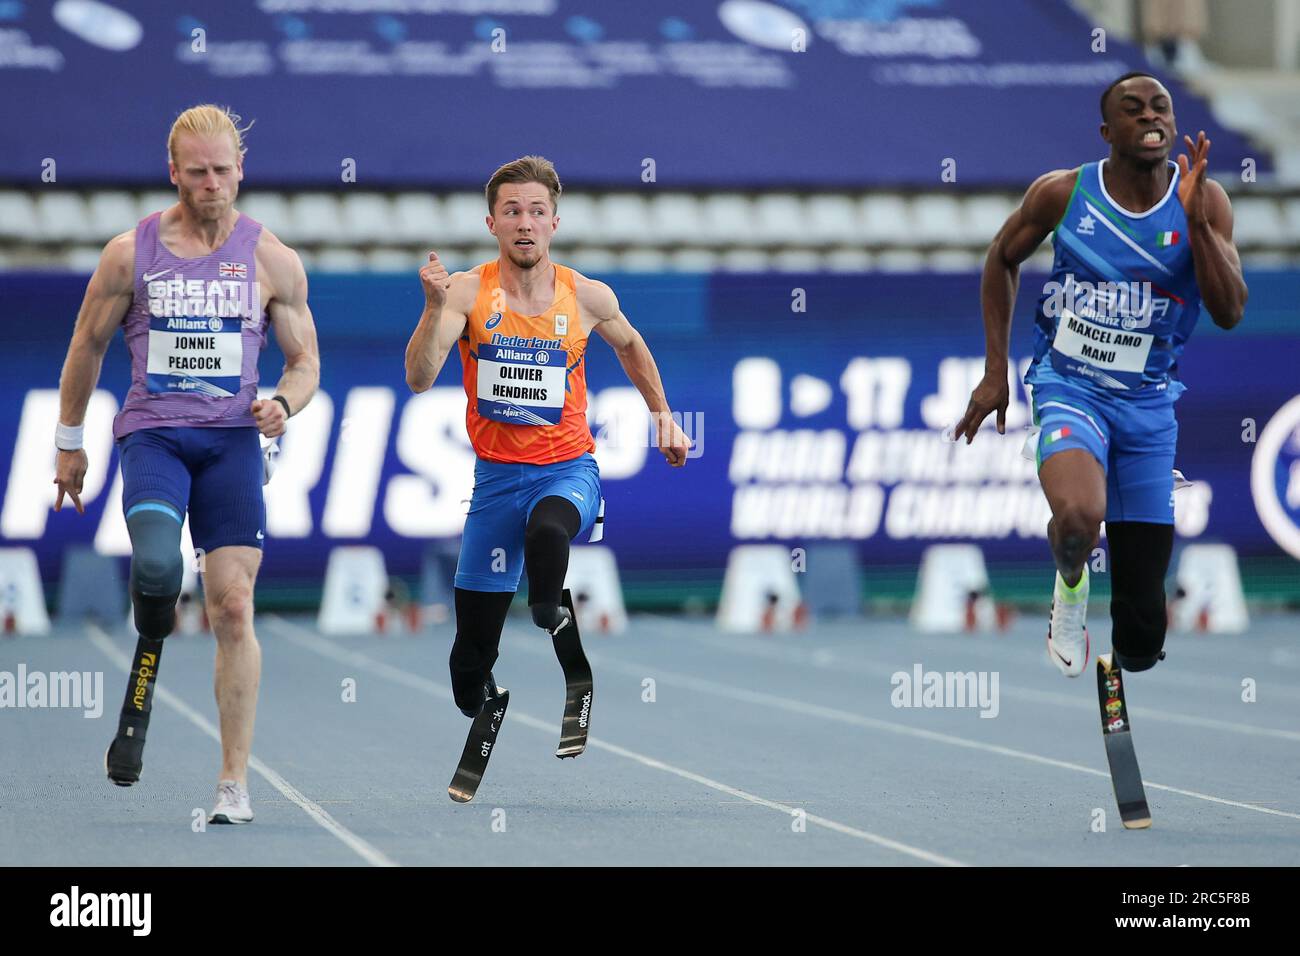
[459,260,597,465]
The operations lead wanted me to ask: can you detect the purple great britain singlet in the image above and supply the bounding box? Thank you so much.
[112,211,270,439]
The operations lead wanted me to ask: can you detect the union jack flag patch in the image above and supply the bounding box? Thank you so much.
[219,261,247,278]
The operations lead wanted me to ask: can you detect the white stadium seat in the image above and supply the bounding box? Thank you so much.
[1279,198,1300,243]
[668,247,719,271]
[927,249,982,272]
[6,187,1299,278]
[440,192,493,245]
[339,193,395,244]
[65,246,103,273]
[391,193,441,245]
[875,248,926,272]
[0,192,39,241]
[314,247,366,271]
[366,247,416,272]
[553,193,599,245]
[597,193,651,246]
[1230,197,1283,246]
[237,192,293,239]
[806,194,863,246]
[825,247,873,271]
[700,194,756,246]
[719,248,769,272]
[35,192,88,242]
[753,193,810,246]
[859,193,911,246]
[569,246,619,273]
[86,191,138,241]
[466,246,499,269]
[964,194,1016,245]
[290,193,344,245]
[1240,250,1288,268]
[135,191,177,222]
[911,194,967,246]
[618,247,668,271]
[772,248,821,272]
[647,193,705,245]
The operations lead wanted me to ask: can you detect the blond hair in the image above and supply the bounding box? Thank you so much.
[485,155,561,215]
[167,105,252,165]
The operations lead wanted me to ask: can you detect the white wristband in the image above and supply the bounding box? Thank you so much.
[55,422,84,451]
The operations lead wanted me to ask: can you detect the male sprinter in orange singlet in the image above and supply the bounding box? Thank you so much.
[405,157,690,793]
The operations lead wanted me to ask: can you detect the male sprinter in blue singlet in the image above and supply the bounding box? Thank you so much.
[52,105,320,822]
[954,73,1247,677]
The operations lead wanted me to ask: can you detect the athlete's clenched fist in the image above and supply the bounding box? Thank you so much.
[419,251,451,309]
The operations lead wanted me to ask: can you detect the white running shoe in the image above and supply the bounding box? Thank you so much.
[209,779,254,825]
[1047,568,1090,677]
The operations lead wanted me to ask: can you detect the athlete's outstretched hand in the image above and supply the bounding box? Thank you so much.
[1177,130,1211,222]
[53,448,88,514]
[654,413,692,467]
[952,371,1009,444]
[251,398,287,438]
[420,251,450,310]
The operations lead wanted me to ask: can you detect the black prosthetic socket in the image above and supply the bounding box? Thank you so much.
[449,588,514,716]
[525,496,581,632]
[1107,521,1174,672]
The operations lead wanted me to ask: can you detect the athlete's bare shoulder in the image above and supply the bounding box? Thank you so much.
[97,229,136,295]
[570,269,619,322]
[444,269,481,316]
[253,224,306,299]
[1020,167,1080,229]
[253,222,297,266]
[1201,176,1234,219]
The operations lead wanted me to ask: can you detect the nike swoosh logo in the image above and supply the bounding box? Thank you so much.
[1051,647,1073,667]
[142,268,174,282]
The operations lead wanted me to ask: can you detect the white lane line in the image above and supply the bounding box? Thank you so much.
[683,630,1300,744]
[523,638,1300,825]
[641,609,1300,688]
[87,624,399,868]
[265,615,967,867]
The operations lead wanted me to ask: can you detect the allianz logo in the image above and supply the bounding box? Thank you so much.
[1041,275,1168,330]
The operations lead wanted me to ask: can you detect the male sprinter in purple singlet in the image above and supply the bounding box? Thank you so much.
[53,105,320,823]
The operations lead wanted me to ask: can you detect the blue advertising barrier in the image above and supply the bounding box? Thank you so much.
[3,269,1298,603]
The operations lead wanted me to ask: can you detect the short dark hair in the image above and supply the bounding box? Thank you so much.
[1100,71,1161,121]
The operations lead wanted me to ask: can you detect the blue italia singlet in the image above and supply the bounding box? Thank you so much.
[1026,159,1202,398]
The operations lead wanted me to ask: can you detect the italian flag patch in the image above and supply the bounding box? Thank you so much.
[1045,426,1072,444]
[1156,231,1180,247]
